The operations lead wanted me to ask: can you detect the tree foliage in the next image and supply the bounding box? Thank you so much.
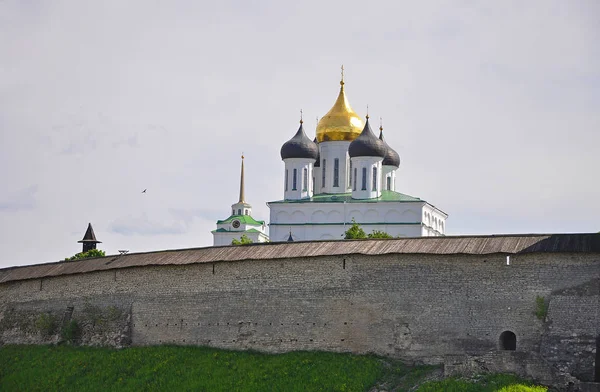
[344,219,367,239]
[368,230,393,239]
[65,249,106,261]
[344,219,393,239]
[231,234,253,245]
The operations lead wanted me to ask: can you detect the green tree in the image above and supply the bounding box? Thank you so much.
[368,230,393,239]
[65,249,106,261]
[344,219,393,239]
[344,219,366,239]
[232,234,253,245]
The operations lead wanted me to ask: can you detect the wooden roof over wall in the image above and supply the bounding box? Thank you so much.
[1,233,599,284]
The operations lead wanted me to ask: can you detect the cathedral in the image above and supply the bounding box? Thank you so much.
[214,69,447,245]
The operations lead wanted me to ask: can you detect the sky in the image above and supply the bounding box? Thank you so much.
[1,0,599,268]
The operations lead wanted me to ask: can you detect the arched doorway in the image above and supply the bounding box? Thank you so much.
[499,331,517,351]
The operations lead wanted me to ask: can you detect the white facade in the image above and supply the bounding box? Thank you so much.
[268,198,447,242]
[319,141,351,194]
[283,158,315,200]
[350,156,383,200]
[213,217,269,246]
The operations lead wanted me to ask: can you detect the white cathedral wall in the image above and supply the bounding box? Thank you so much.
[283,158,314,200]
[318,141,351,194]
[350,156,383,200]
[269,201,429,241]
[275,223,423,242]
[381,166,397,192]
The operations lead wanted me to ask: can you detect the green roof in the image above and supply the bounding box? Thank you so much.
[211,228,263,233]
[267,190,422,204]
[216,215,265,225]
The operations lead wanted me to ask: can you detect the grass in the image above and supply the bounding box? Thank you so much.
[0,345,385,392]
[416,374,548,392]
[0,345,549,392]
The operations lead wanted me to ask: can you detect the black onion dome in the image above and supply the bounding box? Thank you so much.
[313,137,321,167]
[280,123,319,160]
[348,118,387,158]
[379,130,400,167]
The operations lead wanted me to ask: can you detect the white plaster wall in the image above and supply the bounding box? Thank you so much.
[213,230,269,246]
[350,156,383,200]
[319,141,351,194]
[230,202,252,217]
[381,166,397,191]
[283,158,314,200]
[269,200,428,241]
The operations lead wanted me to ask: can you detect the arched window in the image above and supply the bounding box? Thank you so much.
[232,209,235,216]
[361,167,367,190]
[386,176,391,190]
[285,169,288,191]
[237,209,241,215]
[499,331,517,351]
[302,168,308,191]
[333,158,339,187]
[292,168,297,190]
[353,168,357,191]
[372,167,377,191]
[245,210,248,215]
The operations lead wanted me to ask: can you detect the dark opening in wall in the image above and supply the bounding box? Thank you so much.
[499,331,517,350]
[595,335,600,382]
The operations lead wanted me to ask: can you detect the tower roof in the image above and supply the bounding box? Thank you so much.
[78,223,101,244]
[315,67,364,142]
[238,155,246,203]
[348,117,387,158]
[280,122,319,160]
[379,127,400,168]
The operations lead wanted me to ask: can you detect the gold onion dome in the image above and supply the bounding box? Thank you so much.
[316,76,364,142]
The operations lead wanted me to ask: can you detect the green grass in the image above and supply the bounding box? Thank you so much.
[0,345,549,392]
[0,345,385,392]
[416,374,548,392]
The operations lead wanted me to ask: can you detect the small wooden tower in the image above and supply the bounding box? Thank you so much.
[78,223,101,253]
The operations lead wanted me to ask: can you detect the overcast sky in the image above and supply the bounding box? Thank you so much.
[1,0,598,267]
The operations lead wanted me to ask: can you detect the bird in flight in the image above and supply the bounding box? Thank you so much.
[142,189,147,193]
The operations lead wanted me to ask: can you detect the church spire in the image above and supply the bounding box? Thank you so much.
[239,155,245,203]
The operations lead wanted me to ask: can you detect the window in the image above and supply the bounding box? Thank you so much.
[245,210,248,215]
[361,167,367,190]
[333,158,339,187]
[353,168,357,191]
[237,209,241,215]
[232,209,235,215]
[322,159,326,187]
[292,168,297,190]
[302,168,308,191]
[386,176,391,190]
[372,167,377,191]
[285,169,288,191]
[349,160,353,187]
[312,176,315,193]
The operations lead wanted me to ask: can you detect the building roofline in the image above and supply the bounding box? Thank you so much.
[1,233,598,285]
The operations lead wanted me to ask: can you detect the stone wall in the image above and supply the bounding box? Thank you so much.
[0,252,598,383]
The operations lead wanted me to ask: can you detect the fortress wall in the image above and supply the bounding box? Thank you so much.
[0,252,598,379]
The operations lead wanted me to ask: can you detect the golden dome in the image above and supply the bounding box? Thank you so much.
[316,80,364,142]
